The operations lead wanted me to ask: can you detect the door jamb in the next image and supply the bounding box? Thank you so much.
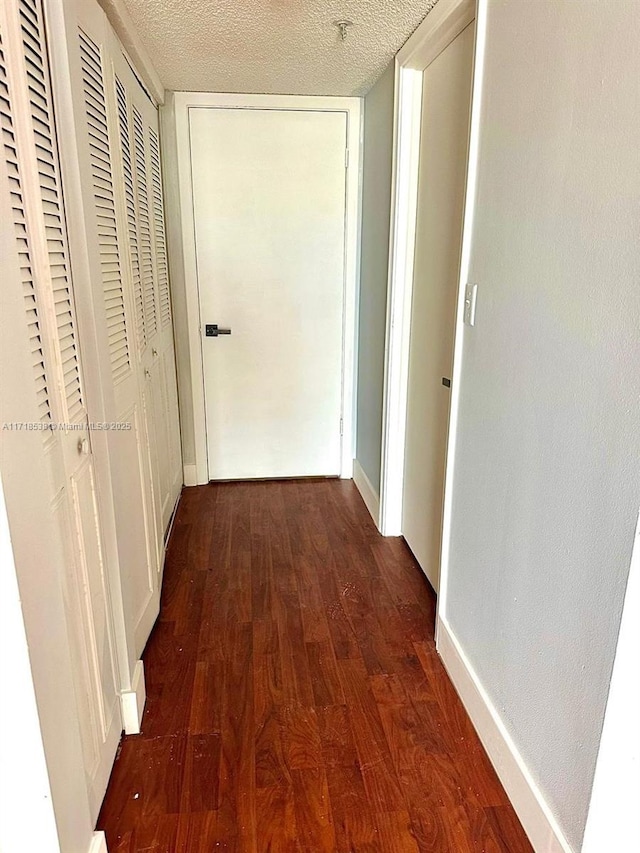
[379,0,476,549]
[170,92,362,484]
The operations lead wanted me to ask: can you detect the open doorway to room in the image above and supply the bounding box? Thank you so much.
[380,0,476,593]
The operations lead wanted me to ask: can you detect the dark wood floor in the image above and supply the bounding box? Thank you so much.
[98,480,532,852]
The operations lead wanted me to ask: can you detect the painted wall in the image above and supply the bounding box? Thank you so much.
[582,514,640,852]
[355,62,395,495]
[0,481,61,853]
[443,1,640,849]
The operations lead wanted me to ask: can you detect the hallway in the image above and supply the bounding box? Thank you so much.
[97,480,531,852]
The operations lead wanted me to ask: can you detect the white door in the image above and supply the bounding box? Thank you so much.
[189,108,347,480]
[0,0,121,817]
[62,0,182,659]
[402,22,475,591]
[111,44,181,561]
[70,6,161,661]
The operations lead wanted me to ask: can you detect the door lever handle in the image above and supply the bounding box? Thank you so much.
[205,324,232,337]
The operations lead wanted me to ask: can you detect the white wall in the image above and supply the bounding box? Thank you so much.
[442,0,640,848]
[355,62,395,495]
[582,513,640,852]
[0,480,60,853]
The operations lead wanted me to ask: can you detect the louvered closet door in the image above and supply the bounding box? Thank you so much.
[106,23,181,535]
[115,57,180,540]
[0,0,121,819]
[146,119,182,533]
[66,0,162,660]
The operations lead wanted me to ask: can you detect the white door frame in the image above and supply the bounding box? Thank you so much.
[379,0,477,541]
[171,92,362,485]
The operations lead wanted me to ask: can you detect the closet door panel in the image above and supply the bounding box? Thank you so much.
[112,51,165,566]
[148,120,182,525]
[117,51,181,534]
[0,0,121,818]
[63,0,160,663]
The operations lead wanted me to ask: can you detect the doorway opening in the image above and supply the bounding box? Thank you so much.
[380,0,476,594]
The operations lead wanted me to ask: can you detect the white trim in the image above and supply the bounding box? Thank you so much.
[96,0,164,104]
[397,0,476,69]
[582,511,640,852]
[183,463,198,488]
[120,660,146,735]
[379,0,475,537]
[350,106,365,481]
[353,459,380,529]
[88,831,109,853]
[170,92,362,485]
[379,63,422,535]
[437,616,574,853]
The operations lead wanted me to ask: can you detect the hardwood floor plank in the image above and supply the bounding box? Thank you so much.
[338,659,405,813]
[375,810,421,853]
[291,768,336,853]
[189,660,224,734]
[181,734,222,813]
[98,736,186,848]
[306,639,345,706]
[107,814,180,853]
[324,598,361,661]
[173,572,207,640]
[141,655,196,739]
[255,705,291,789]
[484,805,535,852]
[255,784,298,853]
[316,704,359,769]
[458,753,511,809]
[325,763,378,853]
[97,480,532,853]
[217,619,256,851]
[175,811,232,853]
[279,702,323,771]
[273,595,316,708]
[254,650,283,730]
[371,679,450,762]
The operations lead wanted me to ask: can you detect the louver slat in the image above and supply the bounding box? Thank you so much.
[115,76,145,352]
[149,129,171,327]
[20,0,84,422]
[78,27,131,385]
[0,27,51,422]
[132,105,157,341]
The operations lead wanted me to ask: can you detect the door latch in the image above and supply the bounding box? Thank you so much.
[205,324,232,337]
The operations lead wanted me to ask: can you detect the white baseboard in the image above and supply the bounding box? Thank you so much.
[183,463,198,487]
[437,616,573,853]
[353,458,381,529]
[120,659,146,735]
[88,831,108,853]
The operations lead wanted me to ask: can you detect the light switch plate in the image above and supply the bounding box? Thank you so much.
[464,283,478,326]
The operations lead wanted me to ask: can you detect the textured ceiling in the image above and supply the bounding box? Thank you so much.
[115,0,438,96]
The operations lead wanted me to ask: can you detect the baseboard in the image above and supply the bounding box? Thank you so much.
[120,659,146,735]
[353,459,381,529]
[183,463,198,487]
[437,616,573,853]
[88,831,108,853]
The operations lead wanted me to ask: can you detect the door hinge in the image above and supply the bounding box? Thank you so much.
[340,417,344,436]
[344,148,349,169]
